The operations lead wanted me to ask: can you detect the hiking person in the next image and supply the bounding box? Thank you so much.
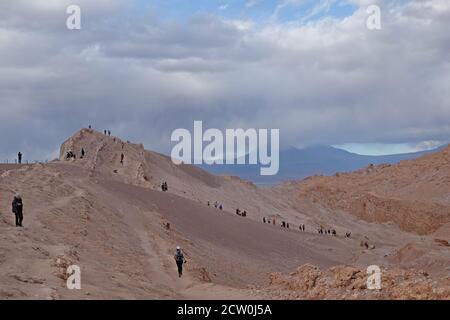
[236,208,240,216]
[174,246,186,277]
[108,130,111,136]
[263,217,266,223]
[120,153,124,165]
[12,194,23,227]
[81,148,85,158]
[219,204,223,210]
[18,152,22,164]
[104,130,107,135]
[214,201,218,208]
[286,223,290,229]
[207,201,210,206]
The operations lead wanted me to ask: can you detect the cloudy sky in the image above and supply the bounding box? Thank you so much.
[0,0,449,161]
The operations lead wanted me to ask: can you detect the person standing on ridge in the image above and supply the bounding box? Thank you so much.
[174,246,186,277]
[12,194,23,227]
[18,152,22,164]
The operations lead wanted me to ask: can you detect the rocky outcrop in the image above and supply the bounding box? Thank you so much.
[292,146,450,235]
[266,264,450,300]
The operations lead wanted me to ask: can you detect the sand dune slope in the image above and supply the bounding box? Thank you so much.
[0,129,448,299]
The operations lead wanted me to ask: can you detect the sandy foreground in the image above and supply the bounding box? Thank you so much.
[0,129,448,299]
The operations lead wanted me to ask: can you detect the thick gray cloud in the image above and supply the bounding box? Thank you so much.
[0,0,449,161]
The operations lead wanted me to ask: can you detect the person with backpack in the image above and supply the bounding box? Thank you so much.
[12,194,23,227]
[174,246,186,277]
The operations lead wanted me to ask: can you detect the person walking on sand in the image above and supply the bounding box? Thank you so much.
[174,246,186,278]
[81,148,85,158]
[12,194,23,227]
[120,153,124,165]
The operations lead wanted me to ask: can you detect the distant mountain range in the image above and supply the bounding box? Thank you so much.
[199,145,447,185]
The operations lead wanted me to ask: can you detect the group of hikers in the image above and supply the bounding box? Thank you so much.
[235,208,247,217]
[161,181,168,192]
[103,130,112,136]
[207,201,223,210]
[65,148,86,160]
[262,217,355,239]
[262,217,292,229]
[318,227,337,236]
[263,217,276,225]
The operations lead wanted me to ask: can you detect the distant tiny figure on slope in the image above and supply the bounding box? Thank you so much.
[120,153,124,165]
[174,246,186,278]
[81,148,85,158]
[161,181,168,192]
[219,204,223,210]
[12,194,23,227]
[108,130,111,136]
[263,217,266,223]
[17,152,22,164]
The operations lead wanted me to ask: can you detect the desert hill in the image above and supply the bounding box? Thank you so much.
[0,128,448,299]
[285,145,450,235]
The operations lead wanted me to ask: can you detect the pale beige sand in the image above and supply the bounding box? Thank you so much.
[0,129,448,299]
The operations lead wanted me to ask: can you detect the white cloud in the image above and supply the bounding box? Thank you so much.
[0,0,449,160]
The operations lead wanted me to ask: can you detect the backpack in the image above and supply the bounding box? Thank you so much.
[175,252,184,262]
